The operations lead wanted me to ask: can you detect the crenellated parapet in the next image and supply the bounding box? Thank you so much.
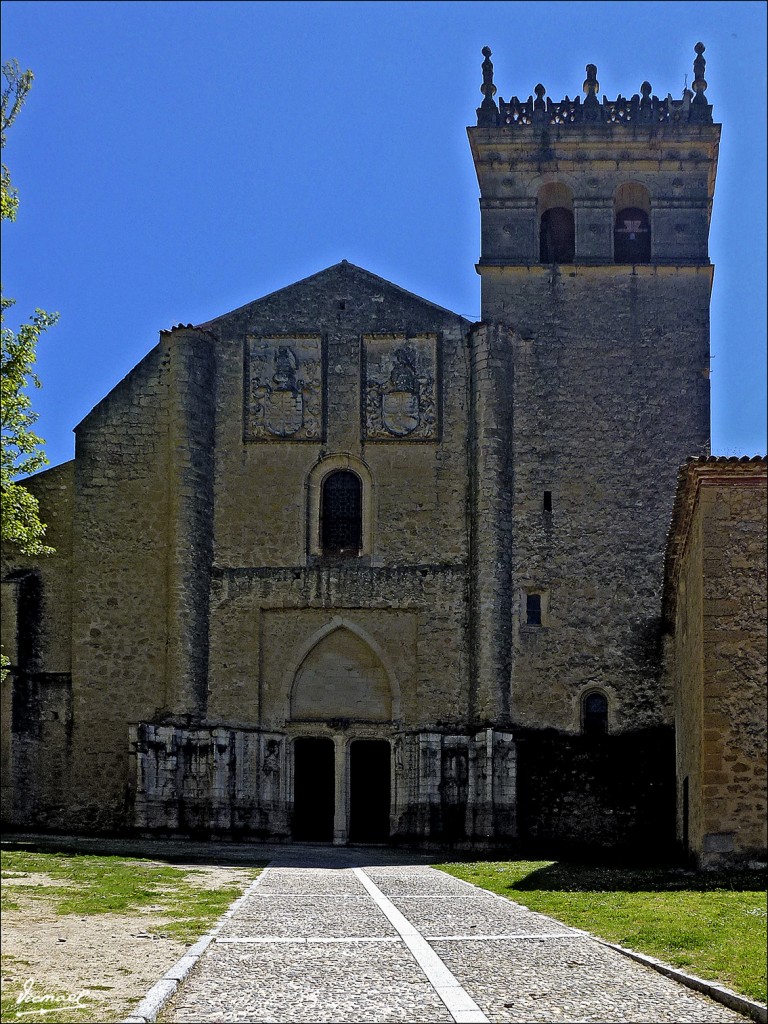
[476,43,713,128]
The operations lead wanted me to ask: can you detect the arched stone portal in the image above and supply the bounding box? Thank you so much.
[289,625,395,843]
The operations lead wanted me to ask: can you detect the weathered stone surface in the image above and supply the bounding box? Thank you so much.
[664,457,768,867]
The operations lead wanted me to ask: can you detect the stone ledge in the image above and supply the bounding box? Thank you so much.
[120,868,272,1023]
[598,939,768,1024]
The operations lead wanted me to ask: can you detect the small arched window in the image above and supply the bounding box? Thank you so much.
[582,691,609,736]
[321,471,362,557]
[538,183,575,264]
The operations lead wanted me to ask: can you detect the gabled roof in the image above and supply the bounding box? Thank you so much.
[197,260,471,329]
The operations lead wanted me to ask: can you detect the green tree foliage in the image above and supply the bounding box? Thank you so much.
[1,60,58,556]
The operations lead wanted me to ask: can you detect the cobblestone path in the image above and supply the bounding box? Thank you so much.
[161,850,751,1023]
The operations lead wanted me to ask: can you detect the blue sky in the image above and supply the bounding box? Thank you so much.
[2,0,766,469]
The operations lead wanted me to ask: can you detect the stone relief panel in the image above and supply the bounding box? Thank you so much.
[363,333,439,441]
[245,334,323,441]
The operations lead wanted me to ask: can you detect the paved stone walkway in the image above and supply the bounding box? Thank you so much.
[161,847,751,1023]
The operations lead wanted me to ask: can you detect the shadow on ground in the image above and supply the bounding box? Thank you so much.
[0,832,445,870]
[3,833,766,890]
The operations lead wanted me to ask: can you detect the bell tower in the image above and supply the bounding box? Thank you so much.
[467,45,720,789]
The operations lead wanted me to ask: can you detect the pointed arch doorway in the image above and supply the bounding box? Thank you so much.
[287,622,397,844]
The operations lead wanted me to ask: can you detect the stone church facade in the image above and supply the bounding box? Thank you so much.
[1,46,724,850]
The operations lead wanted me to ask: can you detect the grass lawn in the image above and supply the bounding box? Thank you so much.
[437,859,768,1004]
[0,847,263,1023]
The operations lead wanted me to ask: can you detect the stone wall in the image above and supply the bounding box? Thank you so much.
[671,489,706,857]
[485,267,712,734]
[64,329,217,830]
[202,262,472,572]
[665,457,768,867]
[207,568,468,731]
[1,461,74,824]
[200,262,479,739]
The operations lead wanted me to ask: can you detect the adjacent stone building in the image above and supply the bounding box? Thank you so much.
[663,457,767,868]
[3,45,751,854]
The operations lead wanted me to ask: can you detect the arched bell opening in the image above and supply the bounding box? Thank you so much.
[614,183,652,263]
[538,182,575,263]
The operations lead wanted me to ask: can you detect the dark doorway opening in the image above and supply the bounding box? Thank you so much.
[583,692,608,736]
[292,737,335,841]
[349,739,391,843]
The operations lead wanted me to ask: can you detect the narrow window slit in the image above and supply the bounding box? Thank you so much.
[526,593,542,626]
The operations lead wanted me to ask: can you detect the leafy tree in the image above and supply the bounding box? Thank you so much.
[1,59,58,556]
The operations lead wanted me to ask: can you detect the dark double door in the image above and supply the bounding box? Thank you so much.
[292,737,390,843]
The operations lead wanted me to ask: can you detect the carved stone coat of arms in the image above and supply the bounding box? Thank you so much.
[363,334,438,441]
[245,335,323,441]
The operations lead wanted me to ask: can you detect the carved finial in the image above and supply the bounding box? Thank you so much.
[583,64,599,105]
[638,81,653,121]
[692,42,707,104]
[477,46,499,126]
[583,64,599,98]
[583,63,600,119]
[531,83,546,123]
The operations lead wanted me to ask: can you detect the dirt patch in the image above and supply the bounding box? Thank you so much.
[1,864,254,1023]
[3,870,72,889]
